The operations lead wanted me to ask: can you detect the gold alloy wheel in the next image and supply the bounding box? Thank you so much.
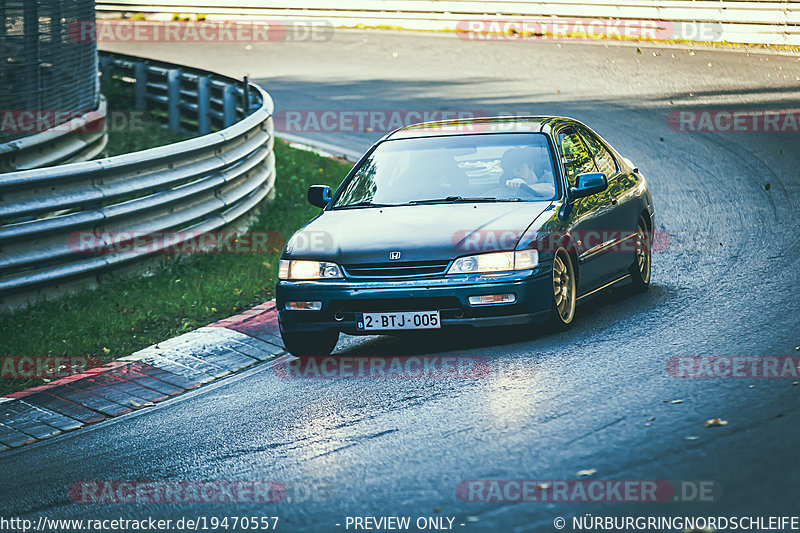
[553,251,576,323]
[635,225,651,284]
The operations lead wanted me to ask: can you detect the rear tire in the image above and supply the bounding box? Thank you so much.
[547,249,577,331]
[280,325,339,357]
[630,216,651,293]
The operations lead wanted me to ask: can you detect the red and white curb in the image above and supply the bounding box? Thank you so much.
[0,300,282,452]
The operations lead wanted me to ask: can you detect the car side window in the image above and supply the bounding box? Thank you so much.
[557,128,597,187]
[576,126,618,178]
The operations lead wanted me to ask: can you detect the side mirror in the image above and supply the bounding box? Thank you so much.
[570,172,607,199]
[308,185,332,208]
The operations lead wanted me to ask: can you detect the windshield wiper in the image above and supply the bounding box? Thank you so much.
[407,196,520,204]
[334,201,395,209]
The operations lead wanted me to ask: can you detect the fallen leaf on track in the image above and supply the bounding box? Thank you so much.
[577,469,597,477]
[704,418,728,428]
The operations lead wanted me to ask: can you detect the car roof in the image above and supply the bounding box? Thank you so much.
[385,116,577,140]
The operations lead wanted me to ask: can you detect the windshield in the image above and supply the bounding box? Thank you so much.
[332,133,558,208]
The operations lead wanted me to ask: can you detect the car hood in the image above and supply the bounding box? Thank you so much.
[285,202,552,264]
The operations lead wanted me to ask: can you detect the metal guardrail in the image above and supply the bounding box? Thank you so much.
[99,53,256,134]
[0,100,109,173]
[95,0,800,46]
[0,51,275,308]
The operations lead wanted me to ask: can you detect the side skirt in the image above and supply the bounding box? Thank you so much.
[577,273,631,302]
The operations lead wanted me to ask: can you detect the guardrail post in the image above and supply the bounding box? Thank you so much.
[243,75,251,115]
[197,76,210,135]
[222,84,236,128]
[167,68,180,133]
[134,62,147,110]
[100,56,112,102]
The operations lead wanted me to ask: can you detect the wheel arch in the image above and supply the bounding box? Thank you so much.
[639,209,652,231]
[555,238,580,287]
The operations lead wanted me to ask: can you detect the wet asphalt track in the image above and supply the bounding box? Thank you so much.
[2,31,800,532]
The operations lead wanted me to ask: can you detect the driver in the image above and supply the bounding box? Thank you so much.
[499,147,556,198]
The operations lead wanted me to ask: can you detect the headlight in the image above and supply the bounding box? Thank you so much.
[278,259,343,280]
[446,250,538,275]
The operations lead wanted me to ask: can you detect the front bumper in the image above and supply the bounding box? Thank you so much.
[276,264,553,335]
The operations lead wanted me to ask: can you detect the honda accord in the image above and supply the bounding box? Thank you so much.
[276,117,654,356]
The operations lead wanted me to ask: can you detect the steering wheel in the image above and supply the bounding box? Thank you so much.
[504,179,538,196]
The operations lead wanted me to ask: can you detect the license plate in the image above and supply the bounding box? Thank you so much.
[356,311,441,331]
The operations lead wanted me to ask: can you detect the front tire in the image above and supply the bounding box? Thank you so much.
[630,216,651,293]
[547,249,577,330]
[279,325,339,357]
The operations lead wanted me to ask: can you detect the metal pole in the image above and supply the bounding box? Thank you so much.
[0,1,7,42]
[197,76,210,135]
[23,1,41,111]
[222,84,236,128]
[242,74,250,116]
[0,0,7,114]
[134,62,147,110]
[167,68,181,133]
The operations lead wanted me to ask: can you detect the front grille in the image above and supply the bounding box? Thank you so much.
[330,297,462,313]
[342,260,450,278]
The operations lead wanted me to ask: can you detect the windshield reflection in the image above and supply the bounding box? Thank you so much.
[333,133,558,208]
